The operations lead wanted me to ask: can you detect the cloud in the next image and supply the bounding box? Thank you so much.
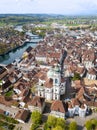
[0,0,97,14]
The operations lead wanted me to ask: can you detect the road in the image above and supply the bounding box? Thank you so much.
[66,113,97,130]
[14,118,32,130]
[0,104,19,117]
[64,77,76,99]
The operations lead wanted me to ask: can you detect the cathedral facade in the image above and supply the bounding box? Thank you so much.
[37,64,66,100]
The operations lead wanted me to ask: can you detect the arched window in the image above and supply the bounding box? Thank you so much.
[55,79,58,84]
[40,93,42,96]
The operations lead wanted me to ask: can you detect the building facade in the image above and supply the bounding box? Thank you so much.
[38,64,66,100]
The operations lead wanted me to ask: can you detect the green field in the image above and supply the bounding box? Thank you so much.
[0,14,97,27]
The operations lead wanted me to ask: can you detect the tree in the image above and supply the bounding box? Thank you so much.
[30,123,39,130]
[72,72,81,81]
[0,80,3,88]
[44,122,53,130]
[85,119,97,130]
[56,118,66,128]
[44,117,66,130]
[69,121,77,130]
[52,126,64,130]
[31,110,42,125]
[85,120,93,130]
[44,115,87,130]
[47,115,57,128]
[91,119,97,127]
[4,90,13,101]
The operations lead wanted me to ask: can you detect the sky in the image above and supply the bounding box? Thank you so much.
[0,0,97,15]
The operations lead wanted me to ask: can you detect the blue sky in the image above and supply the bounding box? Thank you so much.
[0,0,97,15]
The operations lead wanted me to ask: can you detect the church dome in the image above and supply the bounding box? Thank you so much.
[54,64,61,73]
[47,69,54,78]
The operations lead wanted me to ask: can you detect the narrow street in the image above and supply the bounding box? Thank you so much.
[42,102,52,122]
[64,77,76,99]
[66,113,97,130]
[0,104,19,117]
[61,50,76,100]
[14,118,32,130]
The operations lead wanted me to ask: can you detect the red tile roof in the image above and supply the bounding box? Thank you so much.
[15,110,30,122]
[44,78,53,88]
[28,96,45,107]
[51,100,68,113]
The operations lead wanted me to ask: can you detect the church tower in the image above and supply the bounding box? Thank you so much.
[53,64,61,100]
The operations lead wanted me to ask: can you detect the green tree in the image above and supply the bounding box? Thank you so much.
[44,122,51,130]
[31,110,42,125]
[47,115,57,128]
[56,118,66,128]
[85,120,93,130]
[72,72,81,81]
[44,117,66,130]
[0,80,3,88]
[30,123,39,130]
[4,90,13,101]
[69,121,77,130]
[91,119,97,130]
[85,119,97,130]
[52,126,64,130]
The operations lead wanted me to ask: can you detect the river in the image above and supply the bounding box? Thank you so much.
[0,27,42,65]
[0,42,37,65]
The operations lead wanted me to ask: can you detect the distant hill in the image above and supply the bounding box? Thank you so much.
[0,14,97,27]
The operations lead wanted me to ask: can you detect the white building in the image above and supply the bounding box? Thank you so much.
[86,68,96,80]
[50,100,68,119]
[79,104,87,117]
[37,64,66,100]
[68,103,75,117]
[68,99,87,118]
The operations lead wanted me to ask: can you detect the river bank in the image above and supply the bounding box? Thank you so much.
[0,42,37,65]
[0,34,41,56]
[0,41,35,56]
[0,38,42,65]
[0,31,42,65]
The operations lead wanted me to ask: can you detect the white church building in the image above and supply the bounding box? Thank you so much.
[37,64,66,100]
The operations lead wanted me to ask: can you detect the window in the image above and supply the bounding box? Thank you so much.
[41,83,43,86]
[46,89,49,92]
[40,93,42,96]
[55,95,57,100]
[55,79,58,84]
